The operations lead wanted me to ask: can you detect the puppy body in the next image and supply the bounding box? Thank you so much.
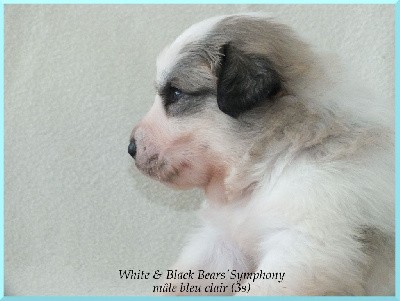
[131,14,394,295]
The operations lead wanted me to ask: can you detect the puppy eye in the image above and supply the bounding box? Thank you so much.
[170,87,184,103]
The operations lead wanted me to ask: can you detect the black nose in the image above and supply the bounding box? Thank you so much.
[128,140,137,158]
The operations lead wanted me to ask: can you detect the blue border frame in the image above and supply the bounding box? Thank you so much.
[0,0,3,298]
[1,1,397,300]
[396,1,399,300]
[1,0,398,3]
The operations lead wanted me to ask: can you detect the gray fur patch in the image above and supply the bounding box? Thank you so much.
[157,54,217,117]
[158,14,314,118]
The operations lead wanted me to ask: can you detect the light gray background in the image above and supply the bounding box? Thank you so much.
[5,4,394,296]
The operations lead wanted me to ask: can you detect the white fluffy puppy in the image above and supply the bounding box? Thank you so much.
[128,14,394,295]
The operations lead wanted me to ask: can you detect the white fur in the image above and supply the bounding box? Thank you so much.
[156,15,225,84]
[156,12,273,84]
[135,14,394,296]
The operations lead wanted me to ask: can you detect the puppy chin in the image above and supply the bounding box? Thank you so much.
[135,158,177,182]
[138,159,209,191]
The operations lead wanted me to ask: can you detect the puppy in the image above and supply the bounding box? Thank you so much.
[128,14,394,295]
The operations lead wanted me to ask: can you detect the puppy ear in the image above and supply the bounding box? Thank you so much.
[217,44,281,118]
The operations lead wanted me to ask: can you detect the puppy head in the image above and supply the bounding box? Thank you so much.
[129,14,313,191]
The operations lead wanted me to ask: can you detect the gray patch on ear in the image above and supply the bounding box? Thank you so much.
[157,14,311,118]
[217,43,281,118]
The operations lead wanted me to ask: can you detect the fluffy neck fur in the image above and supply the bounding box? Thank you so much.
[204,76,380,204]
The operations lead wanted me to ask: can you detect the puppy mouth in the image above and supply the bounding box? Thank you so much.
[135,154,180,183]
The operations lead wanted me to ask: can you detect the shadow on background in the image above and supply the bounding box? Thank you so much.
[128,164,203,212]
